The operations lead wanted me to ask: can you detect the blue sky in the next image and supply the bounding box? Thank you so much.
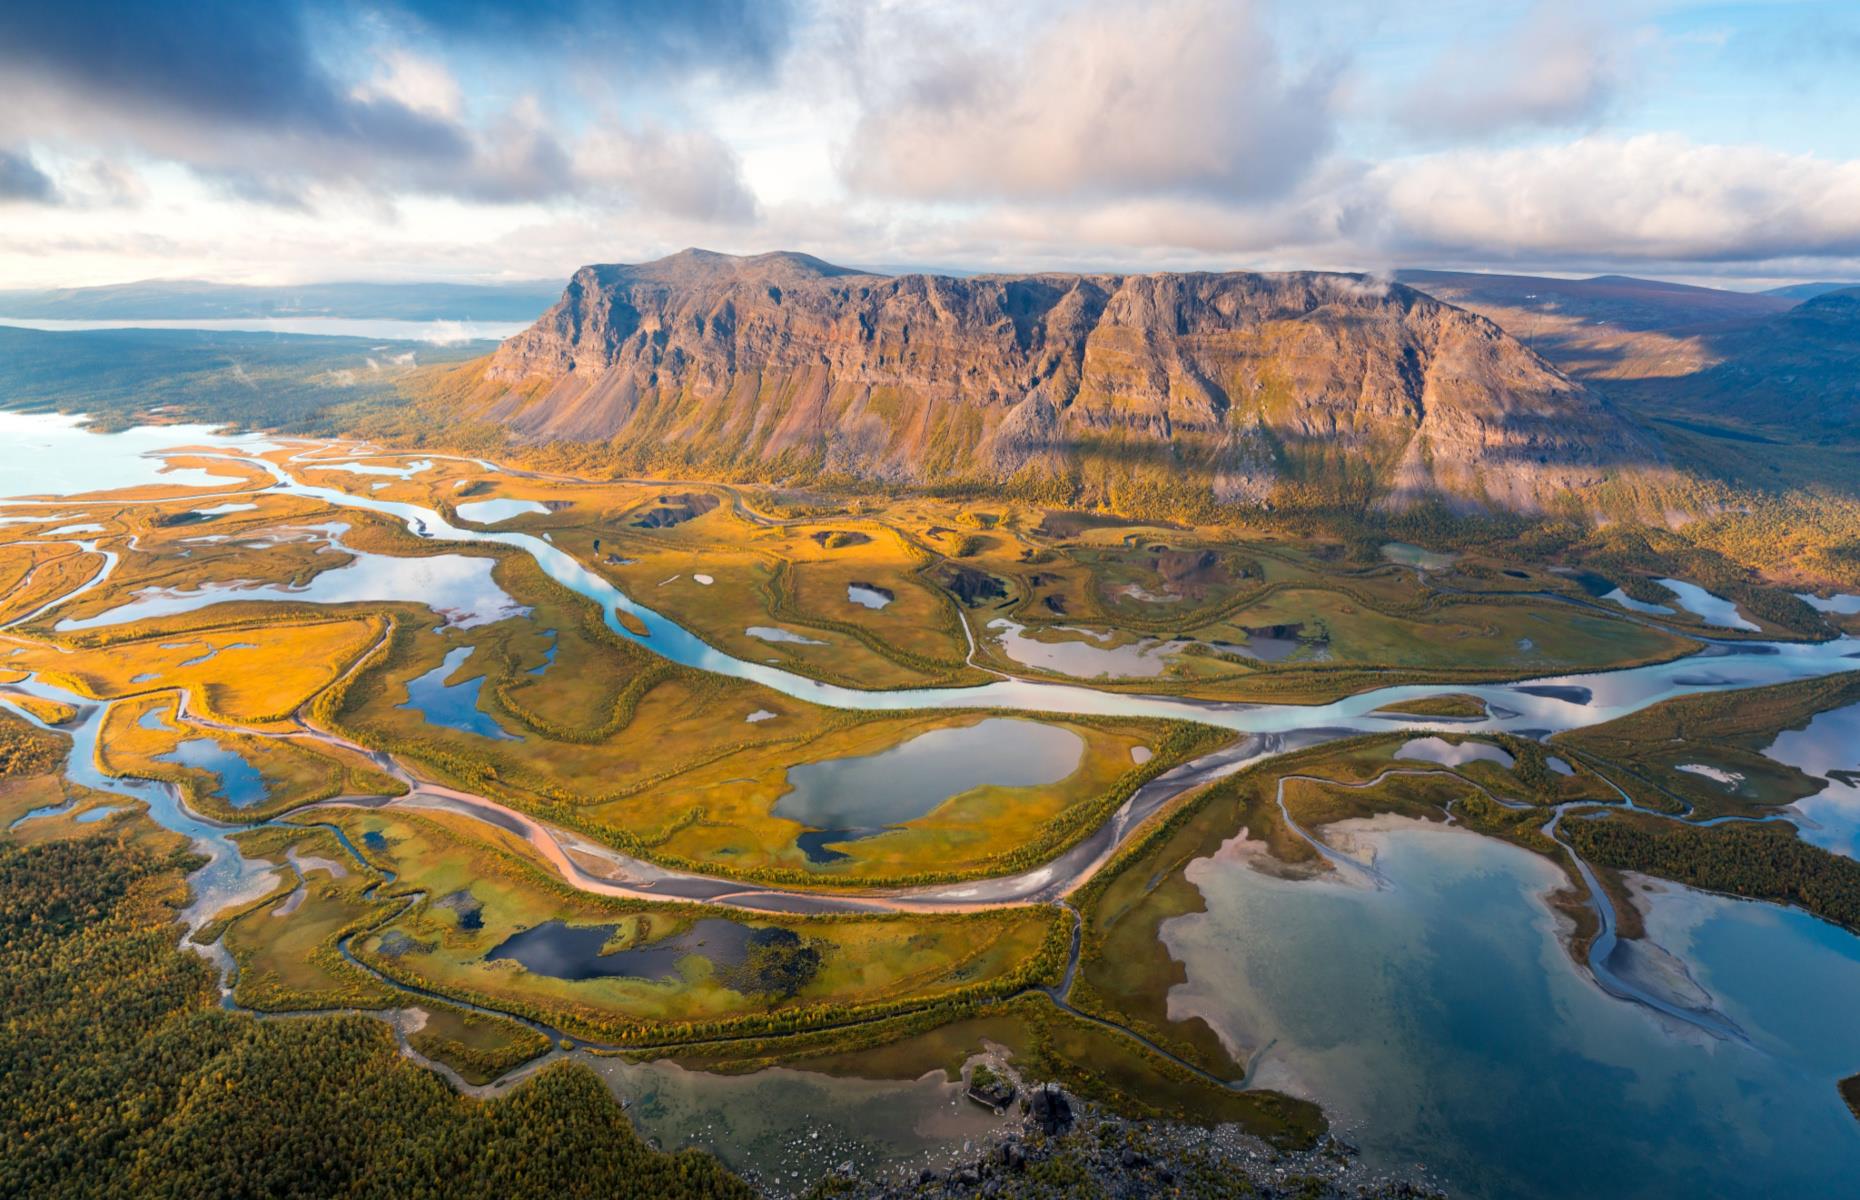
[1,0,1857,288]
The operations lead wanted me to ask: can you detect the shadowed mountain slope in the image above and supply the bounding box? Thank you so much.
[1609,288,1860,441]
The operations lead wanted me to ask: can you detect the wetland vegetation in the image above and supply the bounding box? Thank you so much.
[6,412,1860,1196]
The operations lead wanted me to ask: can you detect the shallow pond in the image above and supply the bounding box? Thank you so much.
[583,1056,1003,1198]
[987,618,1185,678]
[156,736,271,809]
[398,645,520,741]
[1394,736,1515,769]
[1380,542,1458,571]
[748,626,826,645]
[773,718,1085,847]
[488,917,753,981]
[1162,819,1860,1200]
[455,498,549,523]
[846,583,894,610]
[1655,578,1759,631]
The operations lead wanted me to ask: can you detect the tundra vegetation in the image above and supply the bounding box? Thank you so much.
[4,429,1857,1192]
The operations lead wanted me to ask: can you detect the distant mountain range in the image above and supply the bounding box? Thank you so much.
[1395,269,1794,333]
[432,249,1666,516]
[1761,282,1860,302]
[1604,287,1860,440]
[0,279,563,322]
[1391,270,1860,443]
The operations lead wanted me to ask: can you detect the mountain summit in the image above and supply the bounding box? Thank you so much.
[469,250,1660,514]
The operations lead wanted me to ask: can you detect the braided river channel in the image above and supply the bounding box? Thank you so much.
[5,411,1860,1197]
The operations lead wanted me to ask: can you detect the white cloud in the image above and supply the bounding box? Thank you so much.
[842,0,1336,204]
[575,123,758,223]
[352,50,464,120]
[1366,135,1860,263]
[1392,2,1635,139]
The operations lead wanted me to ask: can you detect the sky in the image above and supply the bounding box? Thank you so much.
[2,0,1858,290]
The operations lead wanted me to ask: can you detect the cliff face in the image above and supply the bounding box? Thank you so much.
[477,249,1661,513]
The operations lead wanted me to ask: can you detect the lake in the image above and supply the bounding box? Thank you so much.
[1163,818,1860,1200]
[13,410,1860,1197]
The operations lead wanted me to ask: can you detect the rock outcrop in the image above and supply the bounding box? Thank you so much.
[472,248,1663,513]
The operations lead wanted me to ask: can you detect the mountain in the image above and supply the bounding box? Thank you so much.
[0,279,562,321]
[1395,270,1797,386]
[1396,270,1792,333]
[456,249,1665,515]
[1610,287,1860,439]
[1762,282,1860,302]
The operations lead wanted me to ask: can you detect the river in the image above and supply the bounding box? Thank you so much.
[5,412,1860,1196]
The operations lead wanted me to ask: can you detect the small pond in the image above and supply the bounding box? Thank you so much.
[774,718,1084,861]
[398,645,520,741]
[987,618,1186,678]
[156,736,271,809]
[456,498,550,524]
[488,917,754,982]
[1380,542,1458,571]
[846,583,894,610]
[748,626,826,645]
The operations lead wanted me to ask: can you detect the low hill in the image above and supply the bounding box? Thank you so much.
[1397,270,1792,334]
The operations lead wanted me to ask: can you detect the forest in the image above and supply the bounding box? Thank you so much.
[0,834,751,1200]
[1565,813,1860,931]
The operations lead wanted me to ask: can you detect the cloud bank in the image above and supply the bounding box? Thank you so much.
[3,0,1860,287]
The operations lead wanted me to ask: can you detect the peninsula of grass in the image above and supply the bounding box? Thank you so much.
[1555,671,1860,818]
[1372,693,1489,719]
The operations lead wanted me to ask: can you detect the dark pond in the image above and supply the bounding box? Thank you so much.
[488,917,755,982]
[435,888,484,930]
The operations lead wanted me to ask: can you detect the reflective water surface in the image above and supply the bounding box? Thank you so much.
[11,412,1860,1198]
[398,644,520,741]
[773,717,1085,832]
[1164,820,1860,1200]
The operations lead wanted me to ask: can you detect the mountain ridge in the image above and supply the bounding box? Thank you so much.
[460,249,1668,516]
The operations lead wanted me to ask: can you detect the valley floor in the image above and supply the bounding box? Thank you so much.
[5,415,1860,1196]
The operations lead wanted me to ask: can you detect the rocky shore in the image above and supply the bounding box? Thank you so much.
[798,1085,1444,1200]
